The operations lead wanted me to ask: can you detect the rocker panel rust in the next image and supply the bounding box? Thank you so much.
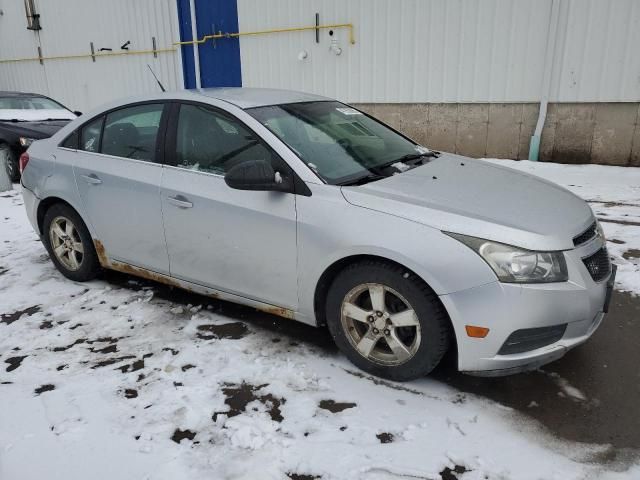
[92,239,296,320]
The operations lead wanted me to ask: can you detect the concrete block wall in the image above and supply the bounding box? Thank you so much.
[354,103,640,166]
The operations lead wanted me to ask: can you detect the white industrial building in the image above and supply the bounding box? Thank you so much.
[0,0,639,164]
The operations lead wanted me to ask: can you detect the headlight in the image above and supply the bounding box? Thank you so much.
[19,137,36,147]
[447,233,568,283]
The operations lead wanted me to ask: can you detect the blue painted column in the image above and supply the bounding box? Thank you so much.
[176,0,242,89]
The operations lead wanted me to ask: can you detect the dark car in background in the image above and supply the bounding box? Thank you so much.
[0,91,79,182]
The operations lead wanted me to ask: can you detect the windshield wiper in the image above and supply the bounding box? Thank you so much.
[338,173,386,186]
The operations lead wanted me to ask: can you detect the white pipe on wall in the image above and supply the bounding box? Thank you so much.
[529,0,561,161]
[189,0,201,89]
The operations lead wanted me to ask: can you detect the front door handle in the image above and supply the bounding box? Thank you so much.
[167,195,193,209]
[81,174,102,185]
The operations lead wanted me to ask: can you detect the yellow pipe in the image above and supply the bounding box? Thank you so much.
[0,22,355,64]
[0,47,176,64]
[174,23,356,46]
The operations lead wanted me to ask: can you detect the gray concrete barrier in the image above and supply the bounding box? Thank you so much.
[355,102,640,166]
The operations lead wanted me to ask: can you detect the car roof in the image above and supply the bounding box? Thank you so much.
[193,87,332,109]
[0,91,46,98]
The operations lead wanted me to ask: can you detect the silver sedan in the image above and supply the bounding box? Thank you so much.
[20,88,615,380]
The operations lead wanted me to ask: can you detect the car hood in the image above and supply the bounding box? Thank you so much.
[0,118,70,139]
[340,154,594,251]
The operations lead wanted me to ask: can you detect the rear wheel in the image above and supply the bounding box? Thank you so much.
[326,260,450,381]
[42,203,101,281]
[0,144,19,182]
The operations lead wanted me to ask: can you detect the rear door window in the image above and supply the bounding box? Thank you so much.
[101,104,163,162]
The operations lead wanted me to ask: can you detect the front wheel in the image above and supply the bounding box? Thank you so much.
[326,261,451,381]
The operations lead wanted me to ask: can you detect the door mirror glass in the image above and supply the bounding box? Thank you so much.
[224,159,288,191]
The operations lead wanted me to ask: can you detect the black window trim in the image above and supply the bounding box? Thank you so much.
[165,100,311,196]
[57,100,172,166]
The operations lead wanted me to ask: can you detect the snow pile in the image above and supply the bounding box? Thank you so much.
[1,159,639,480]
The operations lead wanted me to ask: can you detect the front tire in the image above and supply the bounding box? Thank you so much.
[326,260,450,381]
[42,203,101,282]
[0,144,19,183]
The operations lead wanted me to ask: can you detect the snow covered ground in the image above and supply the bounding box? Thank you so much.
[1,160,639,480]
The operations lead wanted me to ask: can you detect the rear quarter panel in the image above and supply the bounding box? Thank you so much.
[22,139,90,237]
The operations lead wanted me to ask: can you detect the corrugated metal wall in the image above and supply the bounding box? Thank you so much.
[0,0,183,112]
[1,0,639,110]
[237,0,640,103]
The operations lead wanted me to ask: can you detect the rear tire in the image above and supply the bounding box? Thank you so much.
[326,260,450,381]
[0,144,19,183]
[42,203,101,282]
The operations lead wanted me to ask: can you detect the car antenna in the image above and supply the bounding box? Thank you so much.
[147,64,166,92]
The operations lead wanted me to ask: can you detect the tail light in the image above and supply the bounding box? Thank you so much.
[19,152,30,173]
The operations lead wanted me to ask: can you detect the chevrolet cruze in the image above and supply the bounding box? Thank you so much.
[20,88,615,380]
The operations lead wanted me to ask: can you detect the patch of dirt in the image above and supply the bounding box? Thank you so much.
[34,384,55,396]
[90,344,118,354]
[5,356,27,372]
[622,249,640,260]
[124,388,138,399]
[53,338,87,352]
[117,358,146,373]
[1,305,41,325]
[181,364,195,372]
[171,428,196,444]
[91,355,136,369]
[69,323,83,330]
[0,266,8,276]
[287,474,320,480]
[39,320,53,329]
[440,466,468,480]
[376,432,394,444]
[213,382,285,423]
[162,347,179,356]
[318,399,357,413]
[196,322,248,340]
[608,238,626,245]
[56,364,68,371]
[599,217,640,227]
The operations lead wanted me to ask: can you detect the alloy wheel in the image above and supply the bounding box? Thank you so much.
[340,283,421,366]
[49,216,84,271]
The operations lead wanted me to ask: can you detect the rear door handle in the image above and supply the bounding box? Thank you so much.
[167,195,193,209]
[81,174,102,185]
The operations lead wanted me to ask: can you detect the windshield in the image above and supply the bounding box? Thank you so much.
[0,96,66,111]
[248,101,431,185]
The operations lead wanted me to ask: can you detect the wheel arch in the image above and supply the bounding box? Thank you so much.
[314,254,449,322]
[37,196,86,236]
[313,253,459,364]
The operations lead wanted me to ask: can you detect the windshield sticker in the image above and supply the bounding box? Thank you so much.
[336,107,362,116]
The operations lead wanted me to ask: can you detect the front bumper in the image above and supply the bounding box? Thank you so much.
[440,238,615,375]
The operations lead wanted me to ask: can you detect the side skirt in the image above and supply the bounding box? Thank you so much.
[93,239,300,322]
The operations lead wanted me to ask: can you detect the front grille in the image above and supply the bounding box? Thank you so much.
[573,221,597,246]
[498,324,567,355]
[582,247,611,282]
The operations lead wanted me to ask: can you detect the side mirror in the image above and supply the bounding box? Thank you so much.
[224,159,290,192]
[74,111,82,117]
